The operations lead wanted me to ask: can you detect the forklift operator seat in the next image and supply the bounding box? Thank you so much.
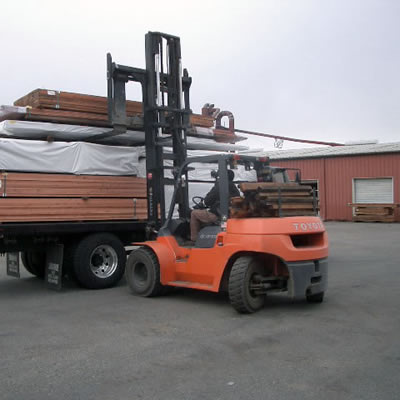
[195,225,222,248]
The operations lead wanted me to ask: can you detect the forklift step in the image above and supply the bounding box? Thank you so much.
[167,280,213,289]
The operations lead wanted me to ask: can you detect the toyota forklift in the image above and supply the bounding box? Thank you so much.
[107,32,328,313]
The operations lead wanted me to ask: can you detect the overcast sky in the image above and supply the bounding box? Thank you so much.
[1,0,399,150]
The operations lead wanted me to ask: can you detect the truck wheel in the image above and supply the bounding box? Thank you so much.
[21,251,46,279]
[228,256,266,314]
[72,233,126,289]
[306,291,324,303]
[62,243,78,281]
[125,247,165,297]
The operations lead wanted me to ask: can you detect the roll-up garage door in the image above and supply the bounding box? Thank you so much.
[354,178,393,203]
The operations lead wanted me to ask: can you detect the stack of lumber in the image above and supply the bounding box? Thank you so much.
[0,172,147,222]
[14,90,143,115]
[13,89,214,129]
[348,203,397,222]
[230,182,318,218]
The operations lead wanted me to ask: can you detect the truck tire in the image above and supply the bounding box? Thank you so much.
[72,233,126,289]
[21,251,46,279]
[228,256,266,314]
[306,291,324,303]
[125,247,165,297]
[62,243,78,281]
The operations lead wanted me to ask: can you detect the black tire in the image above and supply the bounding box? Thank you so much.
[125,247,165,297]
[21,251,46,279]
[228,256,266,314]
[72,233,126,289]
[306,291,324,303]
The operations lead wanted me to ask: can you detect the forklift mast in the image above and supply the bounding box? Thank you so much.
[106,32,192,230]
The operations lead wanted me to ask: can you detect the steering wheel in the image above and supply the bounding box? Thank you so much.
[192,196,206,209]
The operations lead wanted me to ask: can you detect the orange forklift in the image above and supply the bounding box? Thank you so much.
[107,32,328,313]
[125,155,328,313]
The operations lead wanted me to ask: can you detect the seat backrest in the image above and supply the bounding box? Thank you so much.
[195,225,222,248]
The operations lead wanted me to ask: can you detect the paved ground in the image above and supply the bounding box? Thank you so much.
[0,222,399,400]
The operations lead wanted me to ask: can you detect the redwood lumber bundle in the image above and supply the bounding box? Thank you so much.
[14,89,214,128]
[1,173,147,198]
[24,108,110,127]
[0,198,147,222]
[230,183,317,218]
[348,203,396,222]
[190,114,214,128]
[14,89,143,115]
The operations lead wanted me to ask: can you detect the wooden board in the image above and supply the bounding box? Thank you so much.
[348,203,396,208]
[257,196,314,203]
[24,108,111,127]
[0,198,147,222]
[240,182,312,192]
[14,89,143,115]
[257,191,314,198]
[269,203,315,210]
[14,89,214,128]
[354,208,391,216]
[1,173,147,198]
[353,215,396,222]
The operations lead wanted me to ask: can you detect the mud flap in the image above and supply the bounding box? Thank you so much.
[6,252,20,278]
[45,244,64,291]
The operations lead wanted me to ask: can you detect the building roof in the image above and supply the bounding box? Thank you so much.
[256,142,400,161]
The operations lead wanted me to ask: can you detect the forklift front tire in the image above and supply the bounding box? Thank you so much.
[228,256,266,314]
[125,247,165,297]
[306,291,324,303]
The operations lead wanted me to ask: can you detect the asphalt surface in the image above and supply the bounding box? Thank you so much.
[1,222,399,400]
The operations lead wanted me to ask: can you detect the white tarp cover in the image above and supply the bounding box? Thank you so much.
[0,120,248,152]
[0,138,141,176]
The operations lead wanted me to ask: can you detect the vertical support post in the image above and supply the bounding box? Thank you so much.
[218,158,229,221]
[312,187,317,215]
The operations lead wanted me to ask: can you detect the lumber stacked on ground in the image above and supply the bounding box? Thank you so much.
[230,182,318,218]
[348,203,396,222]
[13,89,214,128]
[0,172,147,222]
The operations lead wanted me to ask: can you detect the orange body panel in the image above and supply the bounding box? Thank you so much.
[138,216,328,292]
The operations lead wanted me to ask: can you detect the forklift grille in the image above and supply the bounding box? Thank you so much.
[290,232,324,248]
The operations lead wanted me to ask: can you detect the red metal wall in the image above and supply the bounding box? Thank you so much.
[272,153,400,221]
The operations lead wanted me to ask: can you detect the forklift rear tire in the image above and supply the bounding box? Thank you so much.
[306,291,324,303]
[21,250,46,279]
[125,247,165,297]
[72,233,126,289]
[228,256,266,314]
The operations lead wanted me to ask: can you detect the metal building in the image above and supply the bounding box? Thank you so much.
[263,142,400,221]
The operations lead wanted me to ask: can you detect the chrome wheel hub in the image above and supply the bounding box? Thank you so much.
[90,245,118,279]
